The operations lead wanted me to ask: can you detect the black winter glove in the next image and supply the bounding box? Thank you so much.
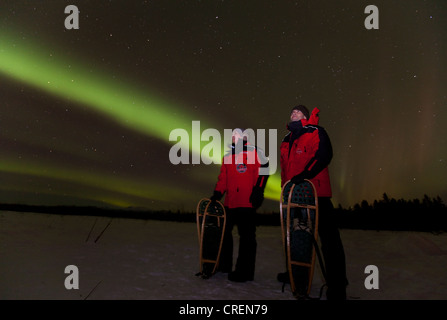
[249,186,264,209]
[210,190,223,202]
[290,173,307,186]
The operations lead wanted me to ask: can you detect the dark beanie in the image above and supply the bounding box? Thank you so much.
[291,105,310,120]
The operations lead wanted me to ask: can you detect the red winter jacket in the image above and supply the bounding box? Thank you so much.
[280,108,333,197]
[215,142,268,208]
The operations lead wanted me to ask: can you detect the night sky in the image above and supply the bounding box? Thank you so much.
[1,1,446,212]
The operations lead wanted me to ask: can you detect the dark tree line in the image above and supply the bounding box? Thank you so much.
[333,193,447,232]
[1,193,446,232]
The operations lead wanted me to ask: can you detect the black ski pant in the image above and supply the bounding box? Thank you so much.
[318,197,348,298]
[219,207,257,278]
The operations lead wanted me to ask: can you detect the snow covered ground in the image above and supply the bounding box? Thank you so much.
[1,210,447,302]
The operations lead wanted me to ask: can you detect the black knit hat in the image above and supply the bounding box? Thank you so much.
[291,105,310,120]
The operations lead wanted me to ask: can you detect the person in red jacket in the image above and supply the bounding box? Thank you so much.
[210,128,269,282]
[279,105,348,299]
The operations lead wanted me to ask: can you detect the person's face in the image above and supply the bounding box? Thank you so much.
[290,109,307,122]
[232,131,243,144]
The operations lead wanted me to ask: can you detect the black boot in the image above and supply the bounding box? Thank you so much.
[228,271,254,282]
[277,271,290,284]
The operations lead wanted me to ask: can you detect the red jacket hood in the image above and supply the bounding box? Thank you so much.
[301,107,320,126]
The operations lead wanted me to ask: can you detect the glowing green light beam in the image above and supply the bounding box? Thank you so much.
[0,157,183,207]
[0,30,212,158]
[0,29,281,203]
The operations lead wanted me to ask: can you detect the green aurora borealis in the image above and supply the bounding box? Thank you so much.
[1,1,446,211]
[0,29,282,208]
